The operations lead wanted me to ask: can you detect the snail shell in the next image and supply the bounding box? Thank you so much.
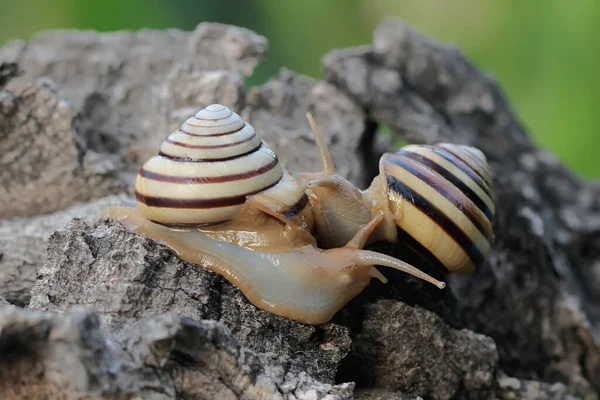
[374,142,495,273]
[135,104,306,227]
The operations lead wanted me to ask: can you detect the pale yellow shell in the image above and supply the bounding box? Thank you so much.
[135,104,305,227]
[379,142,495,273]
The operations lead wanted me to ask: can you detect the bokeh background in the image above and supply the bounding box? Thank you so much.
[1,0,598,178]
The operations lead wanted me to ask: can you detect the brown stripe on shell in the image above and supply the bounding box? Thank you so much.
[436,145,491,190]
[429,146,492,197]
[395,149,494,220]
[158,142,263,162]
[180,123,246,137]
[395,226,450,274]
[460,148,490,180]
[282,193,310,220]
[139,158,279,184]
[387,175,486,268]
[135,179,280,209]
[191,116,234,121]
[149,219,230,228]
[386,154,492,239]
[453,149,492,187]
[189,112,236,122]
[165,132,257,150]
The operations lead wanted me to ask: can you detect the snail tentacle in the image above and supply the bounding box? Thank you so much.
[304,112,337,177]
[347,249,446,289]
[344,213,384,250]
[335,213,447,288]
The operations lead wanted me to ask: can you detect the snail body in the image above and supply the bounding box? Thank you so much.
[106,104,446,324]
[107,206,444,324]
[301,114,495,274]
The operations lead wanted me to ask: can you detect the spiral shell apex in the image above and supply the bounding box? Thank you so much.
[135,104,284,227]
[380,142,495,273]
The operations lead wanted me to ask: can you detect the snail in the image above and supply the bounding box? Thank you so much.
[299,113,495,274]
[105,104,446,325]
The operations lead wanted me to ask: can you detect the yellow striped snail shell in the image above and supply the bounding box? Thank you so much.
[105,104,447,325]
[134,104,310,228]
[301,114,495,274]
[368,143,495,273]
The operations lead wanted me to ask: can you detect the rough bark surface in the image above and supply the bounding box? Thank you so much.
[29,218,351,385]
[338,300,498,400]
[0,307,354,399]
[0,74,125,218]
[495,374,578,400]
[0,194,133,306]
[1,17,599,400]
[243,68,368,185]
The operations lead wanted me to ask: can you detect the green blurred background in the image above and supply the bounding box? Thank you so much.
[1,0,597,178]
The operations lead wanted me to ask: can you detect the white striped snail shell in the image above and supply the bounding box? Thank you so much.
[134,104,309,227]
[368,142,495,274]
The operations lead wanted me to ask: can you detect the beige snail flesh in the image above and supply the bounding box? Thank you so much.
[301,114,495,274]
[106,206,445,325]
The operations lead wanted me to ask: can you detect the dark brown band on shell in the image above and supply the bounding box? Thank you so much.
[395,226,448,274]
[158,142,263,162]
[396,149,493,220]
[440,145,491,187]
[180,122,246,137]
[389,154,492,239]
[135,180,280,209]
[165,132,257,149]
[282,193,310,220]
[138,158,278,184]
[148,219,230,228]
[429,147,492,198]
[387,175,485,268]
